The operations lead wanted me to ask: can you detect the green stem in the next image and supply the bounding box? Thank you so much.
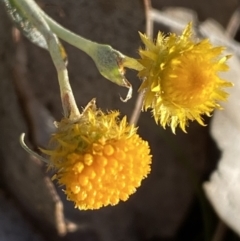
[38,4,141,95]
[39,9,97,55]
[12,0,80,120]
[41,12,144,71]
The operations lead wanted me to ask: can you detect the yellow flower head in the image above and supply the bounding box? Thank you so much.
[43,101,151,210]
[138,23,233,133]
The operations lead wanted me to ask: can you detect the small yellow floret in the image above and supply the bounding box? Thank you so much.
[138,22,233,133]
[43,102,151,210]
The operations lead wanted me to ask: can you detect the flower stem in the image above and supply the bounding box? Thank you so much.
[39,7,135,89]
[37,5,144,100]
[40,9,143,71]
[39,8,97,55]
[12,0,80,120]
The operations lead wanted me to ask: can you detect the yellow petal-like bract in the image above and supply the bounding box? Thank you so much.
[43,102,151,210]
[138,23,233,133]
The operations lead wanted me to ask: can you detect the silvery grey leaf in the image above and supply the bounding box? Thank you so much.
[203,20,240,236]
[2,0,48,49]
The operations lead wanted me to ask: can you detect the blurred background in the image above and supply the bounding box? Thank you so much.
[0,0,239,241]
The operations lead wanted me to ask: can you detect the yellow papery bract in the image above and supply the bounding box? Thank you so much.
[43,105,151,210]
[138,23,233,133]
